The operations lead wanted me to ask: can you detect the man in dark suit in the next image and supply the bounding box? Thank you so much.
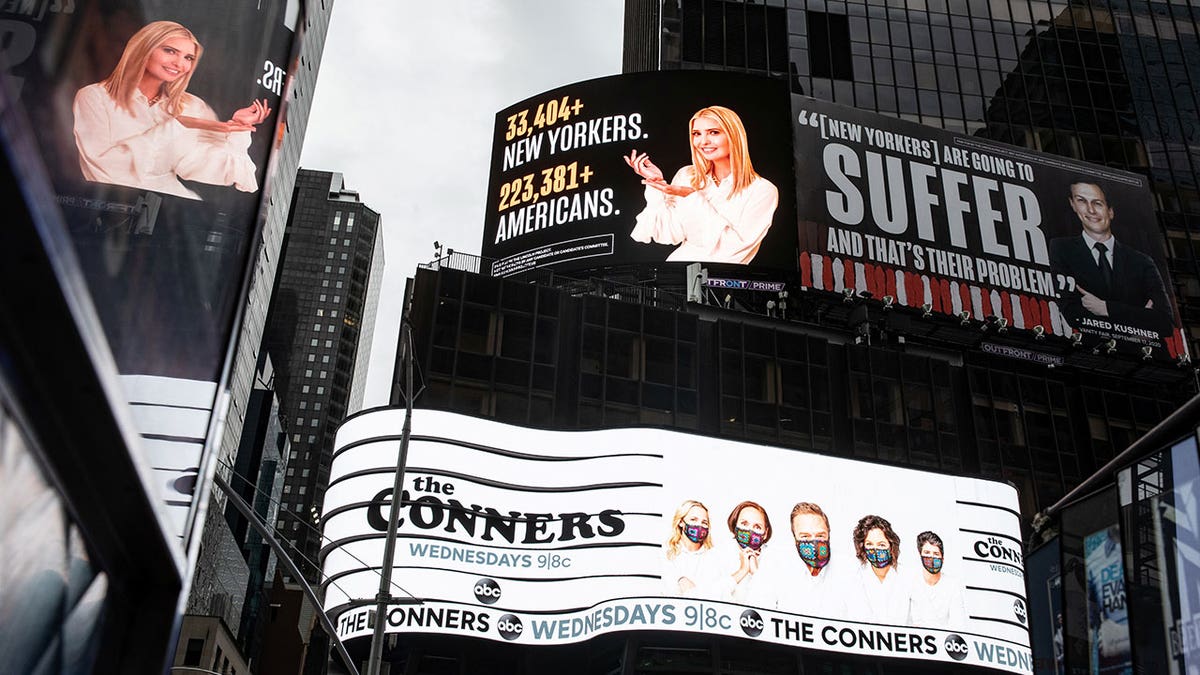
[1049,182,1173,337]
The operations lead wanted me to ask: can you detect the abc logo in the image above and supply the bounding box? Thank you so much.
[944,634,969,661]
[1013,599,1027,625]
[474,578,502,605]
[497,613,523,640]
[739,609,764,637]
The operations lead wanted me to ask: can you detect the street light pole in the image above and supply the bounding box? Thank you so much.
[365,321,416,675]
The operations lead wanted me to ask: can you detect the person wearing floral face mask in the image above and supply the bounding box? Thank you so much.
[663,500,721,597]
[722,500,776,605]
[777,502,846,618]
[907,531,966,628]
[849,514,910,624]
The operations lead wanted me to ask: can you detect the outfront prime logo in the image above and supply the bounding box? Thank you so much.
[944,634,969,661]
[474,577,502,605]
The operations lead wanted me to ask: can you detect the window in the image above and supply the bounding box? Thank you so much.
[183,638,204,666]
[808,11,854,80]
[317,387,325,394]
[310,419,319,427]
[302,385,310,393]
[307,354,315,362]
[309,339,318,346]
[304,369,313,377]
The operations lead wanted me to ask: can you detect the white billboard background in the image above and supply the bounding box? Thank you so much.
[322,410,1032,673]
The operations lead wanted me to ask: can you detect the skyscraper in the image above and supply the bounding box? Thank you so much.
[264,168,383,575]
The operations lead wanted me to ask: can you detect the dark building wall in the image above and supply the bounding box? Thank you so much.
[625,0,1200,359]
[398,266,1187,520]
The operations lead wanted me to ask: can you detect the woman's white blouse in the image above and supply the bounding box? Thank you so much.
[631,165,779,264]
[73,83,258,200]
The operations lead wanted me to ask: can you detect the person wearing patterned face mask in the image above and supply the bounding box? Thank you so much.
[907,531,966,628]
[663,500,721,598]
[777,502,846,618]
[848,514,911,624]
[722,500,776,606]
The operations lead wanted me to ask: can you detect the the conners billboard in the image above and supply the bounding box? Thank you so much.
[322,410,1033,674]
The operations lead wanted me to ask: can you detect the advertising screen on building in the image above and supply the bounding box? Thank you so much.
[323,410,1033,674]
[792,95,1186,361]
[480,71,797,278]
[1,1,299,536]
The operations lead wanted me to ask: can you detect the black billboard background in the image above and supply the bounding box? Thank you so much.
[1,1,296,380]
[792,94,1186,361]
[481,71,796,277]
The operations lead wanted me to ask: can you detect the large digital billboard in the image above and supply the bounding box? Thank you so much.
[1,1,300,536]
[792,95,1186,361]
[323,410,1033,674]
[480,71,797,277]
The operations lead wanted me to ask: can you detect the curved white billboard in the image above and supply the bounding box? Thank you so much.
[322,409,1031,674]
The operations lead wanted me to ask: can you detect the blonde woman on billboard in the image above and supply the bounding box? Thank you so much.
[72,20,271,200]
[847,514,911,624]
[624,106,778,264]
[662,500,721,597]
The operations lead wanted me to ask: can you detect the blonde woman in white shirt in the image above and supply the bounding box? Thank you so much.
[72,20,271,200]
[625,106,779,264]
[662,500,721,598]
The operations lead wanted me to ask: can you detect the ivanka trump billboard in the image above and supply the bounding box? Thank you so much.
[1,1,300,537]
[480,71,797,277]
[793,95,1186,361]
[323,410,1033,674]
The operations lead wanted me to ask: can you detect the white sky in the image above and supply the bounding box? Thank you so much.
[300,2,625,407]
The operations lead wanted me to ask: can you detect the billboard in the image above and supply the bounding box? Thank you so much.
[1,1,300,536]
[480,71,796,277]
[323,410,1033,674]
[792,95,1186,361]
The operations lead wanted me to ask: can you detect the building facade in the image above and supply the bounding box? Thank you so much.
[264,169,383,580]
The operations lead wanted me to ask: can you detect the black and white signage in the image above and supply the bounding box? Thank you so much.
[323,410,1032,673]
[793,95,1185,361]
